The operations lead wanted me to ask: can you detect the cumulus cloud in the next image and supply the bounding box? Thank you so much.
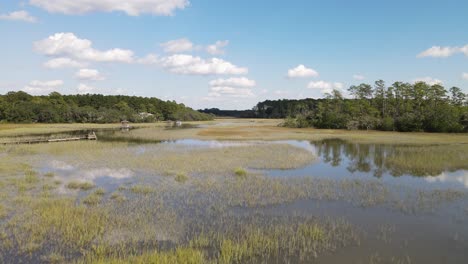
[0,10,37,23]
[44,57,87,69]
[418,45,468,58]
[412,77,443,85]
[353,74,365,80]
[462,72,468,80]
[161,38,229,55]
[75,69,105,81]
[34,33,135,63]
[287,65,319,78]
[307,81,344,94]
[160,54,248,75]
[161,38,194,53]
[209,77,256,88]
[206,40,229,55]
[77,83,96,94]
[29,0,189,16]
[23,80,64,94]
[206,77,256,99]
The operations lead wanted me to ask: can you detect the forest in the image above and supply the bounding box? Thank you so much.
[0,91,213,123]
[253,81,468,132]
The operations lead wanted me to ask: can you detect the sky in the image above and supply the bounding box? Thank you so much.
[0,0,467,110]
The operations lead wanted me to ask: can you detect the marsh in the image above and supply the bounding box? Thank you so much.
[0,119,467,263]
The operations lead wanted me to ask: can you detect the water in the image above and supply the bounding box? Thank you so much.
[14,133,468,263]
[37,137,468,190]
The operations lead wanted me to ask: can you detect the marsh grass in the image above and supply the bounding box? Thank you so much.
[234,168,247,178]
[5,198,108,257]
[1,120,468,263]
[93,119,468,144]
[43,172,55,178]
[175,173,189,183]
[94,188,106,196]
[66,181,95,191]
[130,185,154,195]
[27,141,315,176]
[0,204,6,219]
[385,144,468,176]
[110,193,126,203]
[83,194,103,206]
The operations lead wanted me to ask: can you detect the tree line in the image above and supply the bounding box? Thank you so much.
[0,91,213,123]
[254,81,468,132]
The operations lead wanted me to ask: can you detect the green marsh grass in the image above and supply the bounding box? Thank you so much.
[130,185,154,195]
[43,172,55,178]
[83,194,103,206]
[1,120,468,263]
[234,168,247,178]
[175,173,189,183]
[66,181,95,191]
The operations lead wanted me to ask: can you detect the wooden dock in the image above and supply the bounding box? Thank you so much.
[1,132,97,145]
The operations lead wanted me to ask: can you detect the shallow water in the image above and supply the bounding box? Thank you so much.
[4,131,468,263]
[141,138,468,190]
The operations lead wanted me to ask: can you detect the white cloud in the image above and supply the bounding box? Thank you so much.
[206,40,229,55]
[463,73,468,80]
[161,38,194,53]
[77,83,96,94]
[353,74,365,80]
[209,77,256,88]
[137,54,159,65]
[206,77,256,99]
[29,0,189,16]
[75,69,105,81]
[161,39,229,55]
[0,10,37,23]
[160,54,248,75]
[461,45,468,56]
[34,33,135,63]
[43,57,87,69]
[418,45,468,58]
[23,80,64,94]
[287,65,319,78]
[412,77,443,85]
[307,81,344,94]
[208,87,255,98]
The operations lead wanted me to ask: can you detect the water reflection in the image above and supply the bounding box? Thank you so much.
[266,139,468,189]
[46,160,135,191]
[426,171,468,188]
[313,139,466,177]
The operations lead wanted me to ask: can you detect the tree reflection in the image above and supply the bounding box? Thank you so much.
[312,139,466,177]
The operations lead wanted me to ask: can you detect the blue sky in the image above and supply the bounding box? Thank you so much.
[1,0,467,109]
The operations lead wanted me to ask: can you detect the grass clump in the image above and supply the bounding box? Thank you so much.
[66,181,95,191]
[25,170,39,184]
[175,173,189,183]
[110,192,126,203]
[82,194,102,206]
[234,167,247,178]
[94,188,106,196]
[43,172,55,178]
[130,185,153,195]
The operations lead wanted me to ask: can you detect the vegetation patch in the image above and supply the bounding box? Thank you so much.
[234,167,248,178]
[66,181,95,191]
[175,173,189,183]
